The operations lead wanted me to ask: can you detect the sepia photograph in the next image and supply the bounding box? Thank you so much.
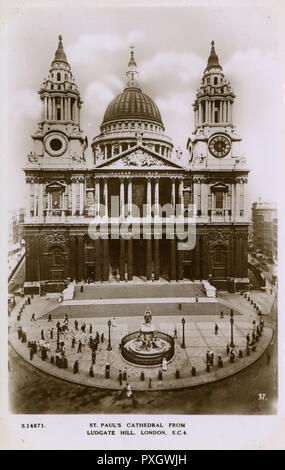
[1,0,284,450]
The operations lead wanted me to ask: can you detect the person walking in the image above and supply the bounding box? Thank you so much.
[31,313,36,321]
[246,333,250,345]
[89,324,92,334]
[74,320,78,331]
[173,328,178,339]
[215,324,219,335]
[126,383,132,398]
[77,340,82,353]
[73,359,79,374]
[101,332,104,343]
[220,311,224,319]
[41,329,44,340]
[118,370,123,386]
[72,337,76,348]
[48,314,52,322]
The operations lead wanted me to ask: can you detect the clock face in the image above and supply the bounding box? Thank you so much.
[209,135,231,158]
[45,133,67,157]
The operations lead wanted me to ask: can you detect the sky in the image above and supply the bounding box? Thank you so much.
[2,1,284,211]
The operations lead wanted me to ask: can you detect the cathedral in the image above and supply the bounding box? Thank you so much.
[23,36,250,293]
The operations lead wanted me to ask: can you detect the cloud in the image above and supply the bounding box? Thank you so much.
[140,51,205,85]
[67,31,145,65]
[84,76,123,118]
[11,88,41,120]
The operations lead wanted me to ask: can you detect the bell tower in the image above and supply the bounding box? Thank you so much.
[186,41,250,292]
[29,35,87,165]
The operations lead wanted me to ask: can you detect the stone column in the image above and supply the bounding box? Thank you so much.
[147,178,152,217]
[104,146,108,159]
[34,182,39,218]
[102,239,109,281]
[179,179,184,216]
[120,238,125,281]
[205,101,208,123]
[95,178,100,216]
[201,236,208,279]
[127,239,133,281]
[146,239,152,280]
[95,239,101,282]
[171,179,176,216]
[70,236,77,281]
[39,183,44,220]
[154,239,160,280]
[223,101,227,123]
[154,179,159,217]
[194,235,200,279]
[103,179,108,217]
[219,101,223,124]
[208,102,211,123]
[78,235,84,281]
[79,180,84,215]
[230,101,233,124]
[67,97,71,121]
[72,180,77,215]
[170,239,176,281]
[212,100,215,122]
[235,181,240,219]
[120,178,125,218]
[128,179,132,216]
[198,102,202,125]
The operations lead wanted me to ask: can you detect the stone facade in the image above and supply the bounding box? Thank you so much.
[23,38,250,292]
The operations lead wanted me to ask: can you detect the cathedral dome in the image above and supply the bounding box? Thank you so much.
[102,87,163,127]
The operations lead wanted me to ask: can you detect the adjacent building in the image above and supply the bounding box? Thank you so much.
[252,199,278,260]
[23,37,250,292]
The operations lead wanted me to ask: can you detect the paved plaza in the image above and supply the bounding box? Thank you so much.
[9,287,274,391]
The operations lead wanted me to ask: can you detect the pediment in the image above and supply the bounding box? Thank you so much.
[210,182,229,192]
[95,145,184,170]
[46,181,66,191]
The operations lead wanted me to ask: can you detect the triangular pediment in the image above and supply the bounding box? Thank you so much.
[95,144,184,170]
[46,181,66,191]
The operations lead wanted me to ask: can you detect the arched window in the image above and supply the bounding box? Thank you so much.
[57,72,61,81]
[214,77,218,85]
[65,73,68,80]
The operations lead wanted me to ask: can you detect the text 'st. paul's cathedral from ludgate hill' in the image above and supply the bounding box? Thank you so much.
[23,37,250,292]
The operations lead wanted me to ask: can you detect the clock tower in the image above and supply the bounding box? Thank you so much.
[185,41,250,291]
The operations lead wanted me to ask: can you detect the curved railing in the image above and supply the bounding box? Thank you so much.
[120,330,175,366]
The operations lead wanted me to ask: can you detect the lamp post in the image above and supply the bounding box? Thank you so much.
[107,319,112,351]
[230,310,235,348]
[181,318,186,349]
[56,321,61,353]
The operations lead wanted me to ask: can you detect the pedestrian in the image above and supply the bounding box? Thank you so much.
[31,313,36,321]
[215,324,219,335]
[92,351,96,364]
[123,368,127,381]
[41,329,44,340]
[118,369,123,386]
[74,320,78,331]
[126,383,132,398]
[29,347,34,361]
[96,331,100,342]
[226,344,230,355]
[220,311,224,319]
[55,352,60,367]
[71,336,76,348]
[80,285,84,293]
[27,296,31,305]
[48,314,52,322]
[62,356,68,369]
[162,357,167,371]
[173,328,178,339]
[206,350,210,362]
[77,340,82,353]
[246,333,250,344]
[210,351,214,366]
[101,332,104,343]
[73,359,79,374]
[81,322,86,333]
[64,313,69,324]
[196,295,199,303]
[89,365,94,377]
[89,323,92,334]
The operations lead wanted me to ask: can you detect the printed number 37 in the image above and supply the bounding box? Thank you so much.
[258,393,266,400]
